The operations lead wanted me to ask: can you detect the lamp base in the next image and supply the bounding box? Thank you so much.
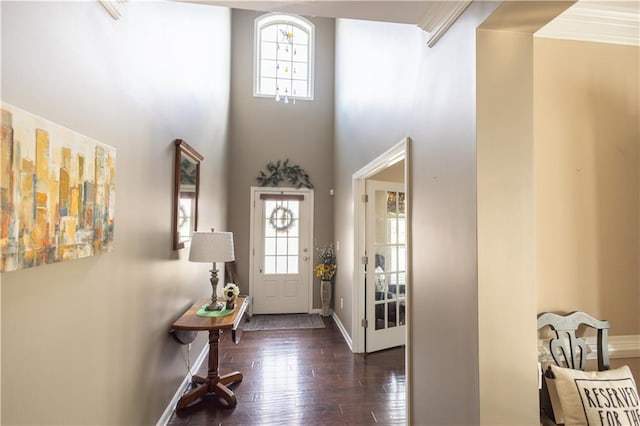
[205,301,225,311]
[205,267,224,311]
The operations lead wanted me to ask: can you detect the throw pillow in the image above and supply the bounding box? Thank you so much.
[544,371,566,424]
[549,364,639,426]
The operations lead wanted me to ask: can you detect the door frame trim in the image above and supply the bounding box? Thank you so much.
[248,186,315,315]
[351,137,411,424]
[352,137,410,353]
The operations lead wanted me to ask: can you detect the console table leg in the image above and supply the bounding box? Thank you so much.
[176,382,209,410]
[207,329,220,382]
[213,382,237,407]
[219,371,243,386]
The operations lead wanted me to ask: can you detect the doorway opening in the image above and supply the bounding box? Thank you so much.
[352,137,411,354]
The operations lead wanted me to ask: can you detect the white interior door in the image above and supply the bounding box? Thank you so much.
[250,188,313,314]
[365,180,407,352]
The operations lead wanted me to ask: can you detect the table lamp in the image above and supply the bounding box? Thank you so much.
[189,231,235,311]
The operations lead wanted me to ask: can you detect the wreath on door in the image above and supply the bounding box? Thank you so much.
[269,205,295,231]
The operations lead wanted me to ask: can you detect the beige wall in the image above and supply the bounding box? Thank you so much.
[476,1,639,422]
[477,27,538,425]
[534,37,640,378]
[534,37,640,333]
[227,10,335,310]
[1,2,231,424]
[477,3,574,425]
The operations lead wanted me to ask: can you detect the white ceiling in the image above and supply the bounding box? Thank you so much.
[191,1,436,24]
[186,1,472,46]
[536,1,640,46]
[186,0,640,47]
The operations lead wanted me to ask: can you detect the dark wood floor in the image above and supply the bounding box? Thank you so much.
[167,316,406,425]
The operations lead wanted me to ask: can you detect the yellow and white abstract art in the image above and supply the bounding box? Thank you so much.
[1,103,116,272]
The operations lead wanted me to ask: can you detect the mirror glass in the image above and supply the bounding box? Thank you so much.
[173,139,203,250]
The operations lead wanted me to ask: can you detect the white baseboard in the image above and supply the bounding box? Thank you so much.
[603,335,640,359]
[156,343,209,426]
[538,334,640,363]
[331,311,353,350]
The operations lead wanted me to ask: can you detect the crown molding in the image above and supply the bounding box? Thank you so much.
[99,0,127,20]
[536,1,639,46]
[417,1,472,48]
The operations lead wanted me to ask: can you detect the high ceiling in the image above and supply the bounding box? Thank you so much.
[190,1,437,25]
[185,0,639,46]
[536,1,639,46]
[185,1,474,46]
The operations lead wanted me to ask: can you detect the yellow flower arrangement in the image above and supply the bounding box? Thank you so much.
[315,242,336,281]
[315,263,336,281]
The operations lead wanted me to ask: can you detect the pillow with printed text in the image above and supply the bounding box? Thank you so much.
[548,364,639,426]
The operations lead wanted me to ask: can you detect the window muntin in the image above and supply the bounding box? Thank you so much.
[263,199,300,274]
[254,13,314,101]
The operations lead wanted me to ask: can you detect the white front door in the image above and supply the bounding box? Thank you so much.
[250,187,313,314]
[365,180,407,352]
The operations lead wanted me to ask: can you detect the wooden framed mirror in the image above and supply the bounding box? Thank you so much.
[173,139,203,250]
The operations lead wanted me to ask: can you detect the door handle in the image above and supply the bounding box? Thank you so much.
[303,256,309,261]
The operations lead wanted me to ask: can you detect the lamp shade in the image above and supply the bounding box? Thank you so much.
[188,231,235,263]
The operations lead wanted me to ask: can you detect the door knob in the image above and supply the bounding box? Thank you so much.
[303,256,309,261]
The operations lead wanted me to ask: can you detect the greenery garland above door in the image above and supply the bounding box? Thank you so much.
[256,159,313,189]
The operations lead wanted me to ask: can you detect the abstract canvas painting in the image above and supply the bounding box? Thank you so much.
[1,103,116,272]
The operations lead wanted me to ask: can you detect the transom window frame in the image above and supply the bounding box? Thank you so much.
[253,12,315,101]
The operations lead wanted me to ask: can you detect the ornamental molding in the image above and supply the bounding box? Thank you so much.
[416,1,472,48]
[99,0,126,20]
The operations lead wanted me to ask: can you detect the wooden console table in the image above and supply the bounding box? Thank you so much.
[172,296,249,409]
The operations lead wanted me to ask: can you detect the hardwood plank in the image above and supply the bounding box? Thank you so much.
[167,317,406,425]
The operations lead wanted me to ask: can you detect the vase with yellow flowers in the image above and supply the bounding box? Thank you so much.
[315,242,336,317]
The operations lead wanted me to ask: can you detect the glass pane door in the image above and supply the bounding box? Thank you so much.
[251,189,313,314]
[366,179,407,353]
[263,199,300,275]
[373,190,406,330]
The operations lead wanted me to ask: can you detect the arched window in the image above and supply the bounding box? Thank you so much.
[254,13,314,103]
